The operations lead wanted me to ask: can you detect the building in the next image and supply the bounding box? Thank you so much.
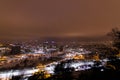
[0,47,11,55]
[0,43,11,55]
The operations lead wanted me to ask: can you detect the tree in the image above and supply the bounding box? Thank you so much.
[109,28,120,50]
[54,60,75,80]
[28,70,45,80]
[10,75,23,80]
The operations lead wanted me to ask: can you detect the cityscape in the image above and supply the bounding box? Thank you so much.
[0,33,120,80]
[0,0,120,80]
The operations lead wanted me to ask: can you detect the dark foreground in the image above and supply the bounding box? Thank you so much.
[11,58,120,80]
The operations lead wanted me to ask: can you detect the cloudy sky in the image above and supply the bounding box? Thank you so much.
[0,0,120,40]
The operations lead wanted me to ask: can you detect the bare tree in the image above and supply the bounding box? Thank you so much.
[108,28,120,50]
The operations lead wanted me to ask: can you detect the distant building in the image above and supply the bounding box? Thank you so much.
[0,44,11,55]
[0,47,11,55]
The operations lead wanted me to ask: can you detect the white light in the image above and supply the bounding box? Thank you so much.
[101,69,104,71]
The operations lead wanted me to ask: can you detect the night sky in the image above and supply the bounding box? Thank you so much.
[0,0,120,40]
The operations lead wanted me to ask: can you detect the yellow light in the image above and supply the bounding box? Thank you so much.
[45,74,51,78]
